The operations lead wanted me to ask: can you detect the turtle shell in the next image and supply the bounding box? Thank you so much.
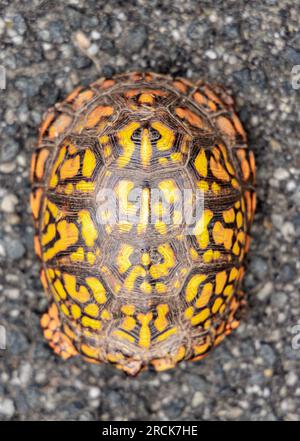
[30,72,256,375]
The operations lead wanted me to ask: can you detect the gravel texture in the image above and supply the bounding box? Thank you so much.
[0,0,300,422]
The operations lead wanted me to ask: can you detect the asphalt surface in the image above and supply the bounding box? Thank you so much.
[0,0,300,421]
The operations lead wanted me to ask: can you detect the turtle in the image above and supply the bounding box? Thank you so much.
[30,71,256,375]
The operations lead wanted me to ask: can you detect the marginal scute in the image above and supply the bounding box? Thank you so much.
[31,71,256,374]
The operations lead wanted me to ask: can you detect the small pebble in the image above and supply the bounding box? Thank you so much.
[192,391,204,407]
[274,168,290,180]
[0,398,15,418]
[0,194,18,213]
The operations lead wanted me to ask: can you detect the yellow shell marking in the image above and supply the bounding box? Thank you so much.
[158,179,179,204]
[185,274,207,302]
[229,267,239,281]
[70,247,84,262]
[81,316,101,330]
[137,313,152,348]
[71,304,81,319]
[215,271,227,295]
[60,304,70,317]
[116,180,136,216]
[113,330,135,344]
[60,155,80,180]
[140,128,152,167]
[86,277,107,304]
[140,282,152,294]
[65,183,73,194]
[75,181,95,192]
[121,304,135,315]
[82,149,96,178]
[81,344,100,359]
[117,121,140,167]
[149,243,175,279]
[203,249,220,263]
[211,182,221,194]
[101,309,112,320]
[42,224,56,246]
[84,303,99,317]
[223,208,235,223]
[224,284,234,297]
[43,210,50,226]
[141,252,151,266]
[154,220,167,235]
[87,252,96,265]
[43,220,78,261]
[184,306,194,319]
[191,308,210,326]
[152,121,175,151]
[236,211,243,229]
[122,316,136,331]
[156,327,177,342]
[195,282,213,308]
[197,180,209,192]
[117,244,134,273]
[212,222,233,250]
[99,135,112,159]
[193,209,213,249]
[120,306,136,331]
[53,279,67,300]
[124,266,146,292]
[194,149,207,177]
[210,155,230,182]
[139,93,154,104]
[63,273,90,303]
[156,282,167,294]
[212,298,223,314]
[171,152,182,163]
[194,340,211,355]
[49,146,66,188]
[154,304,169,332]
[78,210,98,247]
[174,346,186,362]
[153,201,165,217]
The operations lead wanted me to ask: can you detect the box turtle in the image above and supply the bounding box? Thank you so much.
[30,72,256,375]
